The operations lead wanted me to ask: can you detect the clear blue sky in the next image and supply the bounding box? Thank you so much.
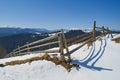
[0,0,120,30]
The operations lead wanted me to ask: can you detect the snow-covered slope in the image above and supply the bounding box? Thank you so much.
[0,34,120,80]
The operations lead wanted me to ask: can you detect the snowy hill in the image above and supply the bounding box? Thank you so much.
[0,34,120,80]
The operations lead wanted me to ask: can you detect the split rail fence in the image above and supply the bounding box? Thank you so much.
[5,21,111,61]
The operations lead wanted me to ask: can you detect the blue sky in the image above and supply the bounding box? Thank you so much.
[0,0,120,30]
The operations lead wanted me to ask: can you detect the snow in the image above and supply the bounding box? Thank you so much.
[112,33,120,39]
[35,32,41,34]
[0,34,120,80]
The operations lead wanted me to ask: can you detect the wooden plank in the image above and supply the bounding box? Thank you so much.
[5,49,60,58]
[67,34,93,46]
[102,26,105,36]
[12,33,59,52]
[93,21,96,40]
[13,41,60,54]
[61,29,71,60]
[30,49,59,53]
[58,33,65,60]
[96,27,102,30]
[65,37,93,55]
[19,49,60,55]
[74,35,93,44]
[96,27,109,33]
[66,32,93,43]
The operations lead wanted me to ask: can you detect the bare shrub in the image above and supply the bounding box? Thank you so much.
[87,40,93,48]
[4,53,79,72]
[112,37,120,43]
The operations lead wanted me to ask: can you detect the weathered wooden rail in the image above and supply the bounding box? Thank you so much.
[5,21,111,61]
[7,33,60,56]
[5,29,71,61]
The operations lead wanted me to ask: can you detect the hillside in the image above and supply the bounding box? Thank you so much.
[0,29,85,57]
[0,33,49,54]
[0,34,120,80]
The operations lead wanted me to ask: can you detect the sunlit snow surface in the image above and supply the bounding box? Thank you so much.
[0,34,120,80]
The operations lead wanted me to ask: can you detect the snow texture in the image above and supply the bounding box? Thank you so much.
[0,34,120,80]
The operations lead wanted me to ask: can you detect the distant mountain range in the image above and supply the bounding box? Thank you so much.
[0,27,52,37]
[112,30,120,33]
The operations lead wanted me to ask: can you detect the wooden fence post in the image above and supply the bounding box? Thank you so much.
[107,27,113,38]
[58,33,65,61]
[61,29,71,61]
[102,26,105,36]
[26,42,30,54]
[93,21,96,41]
[107,27,109,34]
[107,27,111,34]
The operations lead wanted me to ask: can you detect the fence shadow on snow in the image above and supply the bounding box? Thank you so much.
[71,38,112,71]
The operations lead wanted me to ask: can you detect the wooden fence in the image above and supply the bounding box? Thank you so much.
[5,21,111,61]
[5,29,71,61]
